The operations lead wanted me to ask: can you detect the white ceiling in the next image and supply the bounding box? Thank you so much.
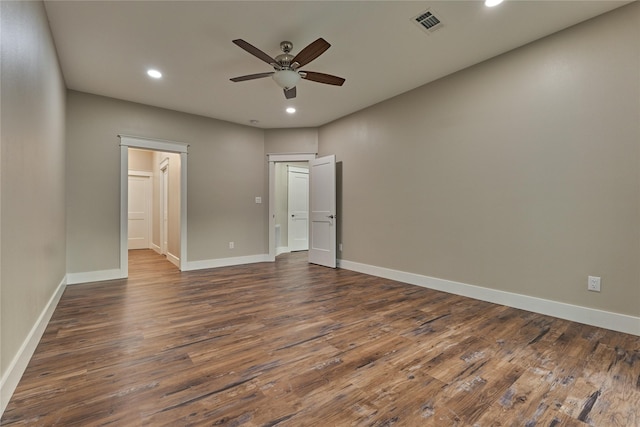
[44,1,631,129]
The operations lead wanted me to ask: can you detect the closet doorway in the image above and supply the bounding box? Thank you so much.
[273,161,310,256]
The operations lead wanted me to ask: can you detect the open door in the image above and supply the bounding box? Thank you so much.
[308,155,337,268]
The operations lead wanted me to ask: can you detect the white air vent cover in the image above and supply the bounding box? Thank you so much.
[412,9,444,34]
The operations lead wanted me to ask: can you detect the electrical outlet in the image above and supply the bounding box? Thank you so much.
[588,276,601,292]
[229,241,234,249]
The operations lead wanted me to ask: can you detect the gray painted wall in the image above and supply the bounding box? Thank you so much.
[66,91,266,271]
[0,0,67,377]
[318,3,640,317]
[264,128,318,155]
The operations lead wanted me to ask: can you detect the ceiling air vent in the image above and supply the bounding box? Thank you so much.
[412,9,443,34]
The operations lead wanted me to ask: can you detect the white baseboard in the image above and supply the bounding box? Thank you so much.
[150,243,161,254]
[166,251,180,268]
[66,268,125,285]
[276,246,290,256]
[65,252,270,282]
[183,254,270,271]
[1,275,67,415]
[338,259,640,337]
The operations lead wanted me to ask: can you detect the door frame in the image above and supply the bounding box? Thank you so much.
[119,135,189,277]
[159,158,170,255]
[267,153,317,261]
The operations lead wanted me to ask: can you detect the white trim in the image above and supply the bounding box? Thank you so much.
[288,165,309,174]
[150,242,162,254]
[338,259,640,337]
[119,146,129,279]
[128,170,153,177]
[1,276,66,415]
[183,254,270,271]
[166,251,180,268]
[159,159,169,256]
[267,153,316,162]
[119,136,188,277]
[119,135,189,153]
[268,161,276,263]
[268,153,316,262]
[66,268,125,285]
[178,152,187,271]
[276,246,290,256]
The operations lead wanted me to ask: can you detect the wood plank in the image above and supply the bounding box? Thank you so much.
[2,250,639,426]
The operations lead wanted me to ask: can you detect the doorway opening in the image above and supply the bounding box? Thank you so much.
[267,153,316,261]
[274,162,309,256]
[120,135,188,278]
[127,148,180,272]
[268,153,337,268]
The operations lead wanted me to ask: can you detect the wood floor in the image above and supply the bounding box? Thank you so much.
[2,250,639,426]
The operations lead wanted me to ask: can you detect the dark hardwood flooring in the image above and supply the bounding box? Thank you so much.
[2,250,639,426]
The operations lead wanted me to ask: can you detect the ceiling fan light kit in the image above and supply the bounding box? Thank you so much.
[230,38,345,99]
[272,70,301,89]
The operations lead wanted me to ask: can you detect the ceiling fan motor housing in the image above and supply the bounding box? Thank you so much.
[276,41,295,69]
[275,53,295,69]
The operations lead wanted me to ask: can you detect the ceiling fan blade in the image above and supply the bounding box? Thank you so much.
[284,86,297,99]
[301,71,345,86]
[232,39,279,67]
[230,72,274,82]
[291,38,330,68]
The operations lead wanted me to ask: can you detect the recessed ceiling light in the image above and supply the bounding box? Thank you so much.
[147,69,162,79]
[484,0,504,7]
[286,107,296,114]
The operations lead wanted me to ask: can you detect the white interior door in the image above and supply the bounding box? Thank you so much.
[308,155,337,268]
[288,166,309,251]
[128,174,151,250]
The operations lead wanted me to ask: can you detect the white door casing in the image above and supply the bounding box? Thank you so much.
[308,155,337,268]
[287,166,309,251]
[128,172,152,249]
[160,159,169,255]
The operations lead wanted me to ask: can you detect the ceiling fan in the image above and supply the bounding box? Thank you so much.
[230,38,345,99]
